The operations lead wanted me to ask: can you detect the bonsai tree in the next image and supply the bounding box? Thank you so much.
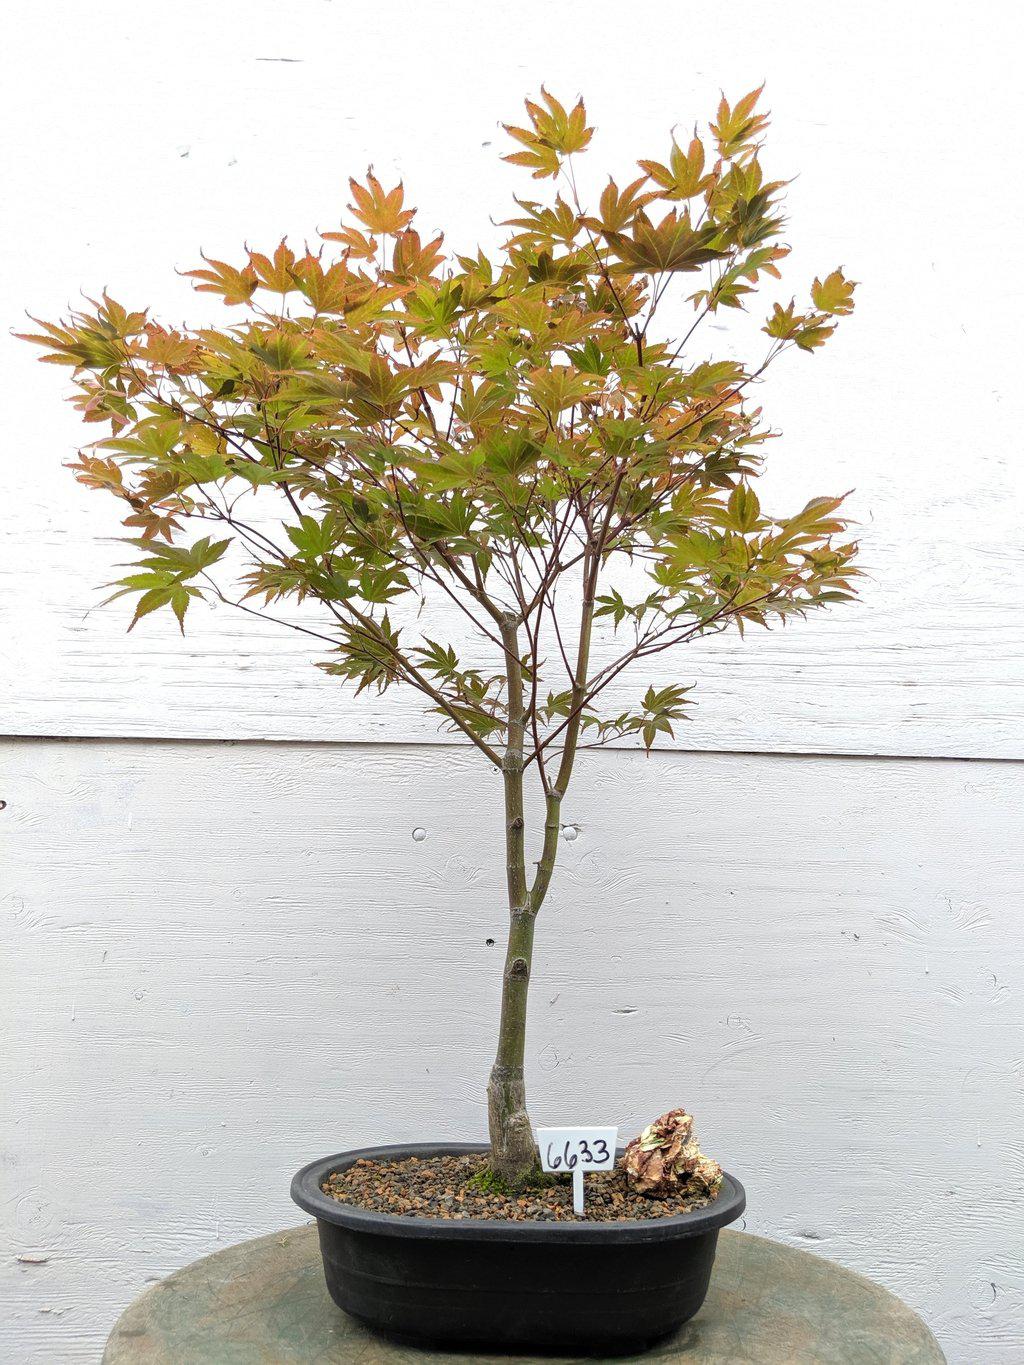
[21,87,856,1187]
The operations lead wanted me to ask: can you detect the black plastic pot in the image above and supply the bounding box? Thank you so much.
[291,1142,746,1354]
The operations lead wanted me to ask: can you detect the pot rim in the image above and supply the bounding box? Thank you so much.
[291,1142,746,1243]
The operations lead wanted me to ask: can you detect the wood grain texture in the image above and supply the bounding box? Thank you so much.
[2,738,1022,1363]
[2,1,1023,758]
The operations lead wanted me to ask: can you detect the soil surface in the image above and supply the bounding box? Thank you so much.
[321,1153,720,1223]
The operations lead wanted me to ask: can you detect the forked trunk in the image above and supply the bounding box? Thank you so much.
[485,565,594,1186]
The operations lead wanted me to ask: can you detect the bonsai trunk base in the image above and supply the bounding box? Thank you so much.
[486,1062,540,1187]
[291,1142,746,1354]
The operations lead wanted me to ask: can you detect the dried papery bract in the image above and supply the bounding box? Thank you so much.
[20,86,857,1187]
[622,1108,723,1197]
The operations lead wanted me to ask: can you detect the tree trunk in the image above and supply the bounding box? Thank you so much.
[487,783,566,1186]
[485,557,596,1186]
[487,614,542,1186]
[486,900,539,1185]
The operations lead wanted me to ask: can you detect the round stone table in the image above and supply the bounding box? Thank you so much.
[103,1224,945,1364]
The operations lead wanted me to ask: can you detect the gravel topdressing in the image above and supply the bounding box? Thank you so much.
[321,1153,721,1223]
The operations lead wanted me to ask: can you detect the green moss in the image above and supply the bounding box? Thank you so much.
[465,1166,557,1197]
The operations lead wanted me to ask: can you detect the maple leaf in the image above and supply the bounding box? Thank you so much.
[584,176,657,233]
[348,172,416,235]
[502,88,593,179]
[183,253,258,305]
[502,132,561,180]
[390,229,445,281]
[639,136,716,200]
[605,210,726,274]
[66,453,125,495]
[247,239,299,293]
[763,299,802,340]
[711,85,769,160]
[290,256,357,314]
[319,223,378,260]
[138,325,200,370]
[811,267,857,315]
[794,321,836,351]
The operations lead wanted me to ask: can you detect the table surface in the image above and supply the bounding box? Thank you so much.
[103,1223,946,1364]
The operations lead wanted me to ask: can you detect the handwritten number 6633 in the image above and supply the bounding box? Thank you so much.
[545,1138,609,1169]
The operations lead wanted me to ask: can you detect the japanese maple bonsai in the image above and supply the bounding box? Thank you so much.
[23,88,855,1194]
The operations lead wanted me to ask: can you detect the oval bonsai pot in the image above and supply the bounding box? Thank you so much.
[291,1142,746,1354]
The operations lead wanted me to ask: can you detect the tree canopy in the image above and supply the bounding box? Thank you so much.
[21,86,857,779]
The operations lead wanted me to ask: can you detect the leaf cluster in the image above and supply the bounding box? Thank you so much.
[20,86,857,771]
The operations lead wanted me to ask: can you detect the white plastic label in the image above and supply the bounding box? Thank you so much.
[537,1126,618,1215]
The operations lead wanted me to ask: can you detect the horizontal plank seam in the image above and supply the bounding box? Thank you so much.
[1,730,1021,764]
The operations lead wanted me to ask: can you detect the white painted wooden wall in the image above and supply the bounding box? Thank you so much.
[1,3,1022,1363]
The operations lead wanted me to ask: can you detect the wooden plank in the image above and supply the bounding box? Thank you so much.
[2,3,1023,758]
[2,737,1021,1361]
